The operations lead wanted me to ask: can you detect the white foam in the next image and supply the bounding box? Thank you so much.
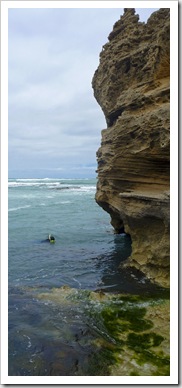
[8,205,31,212]
[66,185,96,194]
[9,181,43,187]
[55,201,71,205]
[8,180,62,188]
[72,277,82,288]
[8,179,96,192]
[23,334,32,349]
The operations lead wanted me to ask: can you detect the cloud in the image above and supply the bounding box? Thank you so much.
[8,6,159,178]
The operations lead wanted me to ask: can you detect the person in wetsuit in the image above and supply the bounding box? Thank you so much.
[45,234,55,242]
[48,234,55,242]
[41,234,55,243]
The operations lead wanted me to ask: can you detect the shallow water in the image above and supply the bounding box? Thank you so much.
[8,178,169,376]
[8,286,169,376]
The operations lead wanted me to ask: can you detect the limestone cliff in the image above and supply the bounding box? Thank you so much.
[92,8,170,287]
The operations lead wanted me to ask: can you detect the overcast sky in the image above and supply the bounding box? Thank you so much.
[8,6,159,179]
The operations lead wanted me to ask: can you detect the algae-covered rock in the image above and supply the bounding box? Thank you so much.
[100,297,170,376]
[17,286,169,376]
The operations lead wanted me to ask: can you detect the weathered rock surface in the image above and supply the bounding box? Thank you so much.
[92,8,170,287]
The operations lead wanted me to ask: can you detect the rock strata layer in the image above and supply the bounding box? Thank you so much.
[92,8,170,287]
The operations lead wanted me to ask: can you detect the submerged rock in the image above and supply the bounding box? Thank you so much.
[92,9,170,287]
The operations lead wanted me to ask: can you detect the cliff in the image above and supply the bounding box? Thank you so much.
[92,8,170,287]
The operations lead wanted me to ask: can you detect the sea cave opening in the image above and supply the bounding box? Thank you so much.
[97,200,131,238]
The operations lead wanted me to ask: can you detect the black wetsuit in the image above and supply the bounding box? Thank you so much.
[42,236,55,243]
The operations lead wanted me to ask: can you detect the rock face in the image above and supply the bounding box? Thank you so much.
[92,8,170,287]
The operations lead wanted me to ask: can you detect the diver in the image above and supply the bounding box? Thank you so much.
[41,234,56,243]
[47,234,55,243]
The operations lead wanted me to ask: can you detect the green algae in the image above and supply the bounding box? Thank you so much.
[91,295,170,376]
[127,332,164,349]
[101,305,153,337]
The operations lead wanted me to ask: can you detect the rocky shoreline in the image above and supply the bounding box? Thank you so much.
[35,286,170,375]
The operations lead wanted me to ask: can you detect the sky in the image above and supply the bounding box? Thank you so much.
[8,5,159,179]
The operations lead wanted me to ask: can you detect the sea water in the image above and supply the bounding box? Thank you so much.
[8,178,168,376]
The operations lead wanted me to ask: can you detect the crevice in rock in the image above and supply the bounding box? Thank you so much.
[107,107,125,127]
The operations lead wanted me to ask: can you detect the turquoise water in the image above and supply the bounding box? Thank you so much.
[8,178,131,290]
[8,178,167,376]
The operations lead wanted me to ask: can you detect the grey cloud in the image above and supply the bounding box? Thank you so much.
[8,7,159,178]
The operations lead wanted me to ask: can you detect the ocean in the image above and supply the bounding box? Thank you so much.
[8,178,169,376]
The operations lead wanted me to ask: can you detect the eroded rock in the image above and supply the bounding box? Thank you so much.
[92,9,170,287]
